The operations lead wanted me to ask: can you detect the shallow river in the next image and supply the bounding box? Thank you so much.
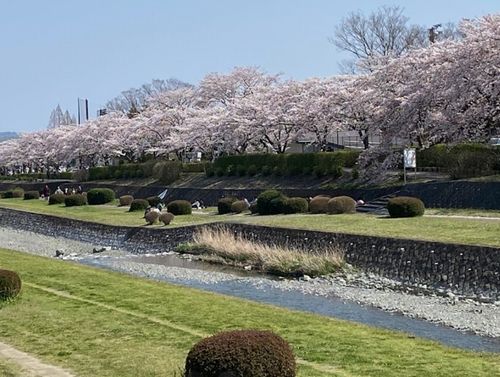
[81,254,500,353]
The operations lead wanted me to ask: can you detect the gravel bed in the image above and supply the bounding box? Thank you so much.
[0,226,498,339]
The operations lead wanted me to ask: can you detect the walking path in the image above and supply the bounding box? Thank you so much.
[0,341,75,377]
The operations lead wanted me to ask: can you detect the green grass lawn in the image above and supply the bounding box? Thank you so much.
[0,198,227,228]
[426,208,500,218]
[234,213,500,248]
[1,198,499,247]
[0,249,498,377]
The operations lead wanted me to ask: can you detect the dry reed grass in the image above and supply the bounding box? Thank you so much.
[180,226,344,277]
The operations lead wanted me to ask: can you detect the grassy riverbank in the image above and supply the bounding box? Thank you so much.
[0,198,499,247]
[0,249,498,377]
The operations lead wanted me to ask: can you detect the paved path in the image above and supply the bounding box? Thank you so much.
[0,341,75,377]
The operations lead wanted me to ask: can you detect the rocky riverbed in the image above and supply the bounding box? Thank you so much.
[0,226,498,340]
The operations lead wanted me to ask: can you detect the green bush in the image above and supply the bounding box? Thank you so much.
[387,196,425,218]
[129,199,149,212]
[236,165,247,176]
[167,200,192,215]
[147,196,161,207]
[283,197,308,214]
[257,189,286,215]
[0,269,22,301]
[218,197,237,215]
[247,164,258,176]
[309,196,330,214]
[327,196,356,214]
[48,193,65,205]
[23,191,40,200]
[159,212,175,225]
[417,143,500,178]
[182,163,206,173]
[3,187,24,199]
[226,165,236,176]
[64,194,87,207]
[145,210,160,225]
[152,161,181,184]
[205,166,215,177]
[119,195,134,206]
[261,165,272,176]
[215,167,225,177]
[231,200,250,213]
[87,188,115,205]
[185,329,296,377]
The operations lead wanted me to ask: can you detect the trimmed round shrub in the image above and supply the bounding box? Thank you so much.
[145,210,160,225]
[231,200,250,213]
[309,196,330,214]
[327,196,356,214]
[257,189,286,215]
[64,194,87,207]
[0,269,21,301]
[167,200,192,215]
[159,212,175,225]
[215,167,225,177]
[49,193,65,205]
[185,330,296,377]
[249,203,258,214]
[23,191,40,200]
[147,196,161,207]
[218,197,237,214]
[129,199,149,212]
[3,188,24,199]
[119,195,134,206]
[283,197,308,214]
[387,196,425,218]
[87,188,115,205]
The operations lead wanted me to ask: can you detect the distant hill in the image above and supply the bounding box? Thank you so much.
[0,132,18,142]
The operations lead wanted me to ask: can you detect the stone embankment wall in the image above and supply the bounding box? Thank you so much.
[1,180,499,209]
[0,207,498,297]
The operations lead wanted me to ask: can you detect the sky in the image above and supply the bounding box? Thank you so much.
[1,0,499,133]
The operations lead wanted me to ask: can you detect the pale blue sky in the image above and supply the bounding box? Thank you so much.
[1,0,499,132]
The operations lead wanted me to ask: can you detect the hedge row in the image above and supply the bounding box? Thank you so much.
[416,143,500,179]
[88,161,207,183]
[208,150,360,178]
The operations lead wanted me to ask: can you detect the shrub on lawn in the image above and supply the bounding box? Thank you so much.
[247,164,258,176]
[23,191,40,200]
[3,188,24,199]
[283,197,308,214]
[159,212,175,225]
[257,189,286,215]
[64,194,87,207]
[387,196,425,218]
[144,210,160,225]
[147,196,161,207]
[0,269,22,301]
[327,196,356,214]
[309,196,330,214]
[87,188,115,205]
[49,193,65,205]
[167,200,192,215]
[231,200,250,213]
[119,195,134,207]
[129,199,149,212]
[185,329,296,377]
[218,197,237,214]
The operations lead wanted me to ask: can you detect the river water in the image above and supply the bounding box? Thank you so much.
[81,253,500,353]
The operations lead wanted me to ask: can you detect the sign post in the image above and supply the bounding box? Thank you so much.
[403,148,416,185]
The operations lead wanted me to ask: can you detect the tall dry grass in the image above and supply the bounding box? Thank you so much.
[180,226,344,277]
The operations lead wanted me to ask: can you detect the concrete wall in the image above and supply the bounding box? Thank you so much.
[0,207,498,298]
